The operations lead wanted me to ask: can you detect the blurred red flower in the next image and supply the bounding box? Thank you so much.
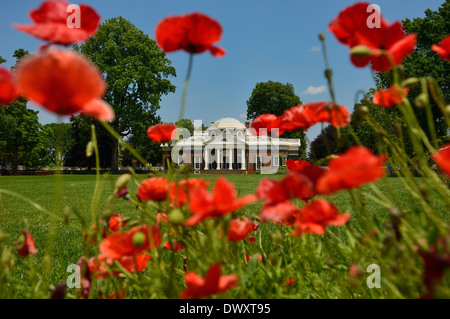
[186,177,257,226]
[14,0,100,45]
[279,102,350,132]
[163,241,184,252]
[156,12,225,57]
[431,35,450,61]
[169,178,210,207]
[99,225,161,260]
[147,123,177,142]
[329,2,417,72]
[16,231,38,257]
[250,114,281,136]
[137,177,170,202]
[108,213,127,233]
[373,85,409,107]
[259,200,299,225]
[432,144,450,173]
[286,159,326,184]
[256,172,314,205]
[0,67,19,106]
[316,146,387,195]
[181,263,237,299]
[227,217,258,241]
[88,253,152,279]
[15,48,114,121]
[292,199,351,236]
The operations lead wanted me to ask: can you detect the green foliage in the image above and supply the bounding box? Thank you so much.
[246,81,301,120]
[375,1,449,139]
[0,98,50,171]
[74,16,177,169]
[175,118,194,135]
[0,56,5,64]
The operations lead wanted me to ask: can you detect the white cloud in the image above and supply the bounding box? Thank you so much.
[239,113,247,119]
[301,85,327,95]
[309,46,320,52]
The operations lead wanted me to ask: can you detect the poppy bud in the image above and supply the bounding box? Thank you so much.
[86,141,95,157]
[318,33,325,41]
[168,209,184,225]
[324,69,333,80]
[50,283,66,299]
[415,93,428,108]
[115,174,131,190]
[132,231,146,248]
[401,77,419,88]
[350,45,372,58]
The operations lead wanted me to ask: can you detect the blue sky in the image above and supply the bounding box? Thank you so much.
[0,0,445,142]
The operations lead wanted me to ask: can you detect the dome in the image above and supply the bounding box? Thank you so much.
[207,117,246,130]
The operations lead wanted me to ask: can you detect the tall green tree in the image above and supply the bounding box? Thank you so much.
[43,123,74,165]
[0,49,49,173]
[74,17,176,170]
[0,56,5,64]
[246,81,307,159]
[0,98,50,173]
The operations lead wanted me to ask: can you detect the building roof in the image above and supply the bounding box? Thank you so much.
[207,117,246,130]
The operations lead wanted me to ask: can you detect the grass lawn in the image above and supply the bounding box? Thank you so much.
[0,173,448,298]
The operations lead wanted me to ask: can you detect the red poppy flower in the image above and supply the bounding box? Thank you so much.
[315,146,387,195]
[180,263,237,299]
[227,217,258,241]
[431,35,450,61]
[99,225,161,260]
[373,85,409,107]
[256,172,315,205]
[15,48,114,121]
[108,213,127,233]
[259,200,299,225]
[282,279,296,285]
[279,102,350,133]
[156,12,225,57]
[250,114,281,136]
[16,231,38,257]
[137,177,170,202]
[286,159,326,184]
[186,177,257,226]
[169,178,209,207]
[0,67,20,106]
[88,253,152,279]
[245,254,263,263]
[329,3,417,72]
[432,144,450,173]
[292,199,351,236]
[147,123,177,142]
[14,0,100,45]
[163,241,184,252]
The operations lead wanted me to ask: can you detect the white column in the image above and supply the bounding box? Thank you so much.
[216,148,221,170]
[204,148,209,170]
[241,148,246,170]
[229,149,233,170]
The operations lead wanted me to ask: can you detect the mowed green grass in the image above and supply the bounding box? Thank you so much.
[0,173,448,297]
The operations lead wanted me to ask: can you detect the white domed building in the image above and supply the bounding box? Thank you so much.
[161,117,301,174]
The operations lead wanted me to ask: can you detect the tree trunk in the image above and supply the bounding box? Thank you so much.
[111,137,119,171]
[12,144,18,175]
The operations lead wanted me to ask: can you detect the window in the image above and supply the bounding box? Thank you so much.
[194,157,201,170]
[255,156,262,170]
[177,156,183,165]
[273,156,279,167]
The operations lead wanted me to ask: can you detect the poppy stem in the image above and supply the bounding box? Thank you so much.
[178,53,194,121]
